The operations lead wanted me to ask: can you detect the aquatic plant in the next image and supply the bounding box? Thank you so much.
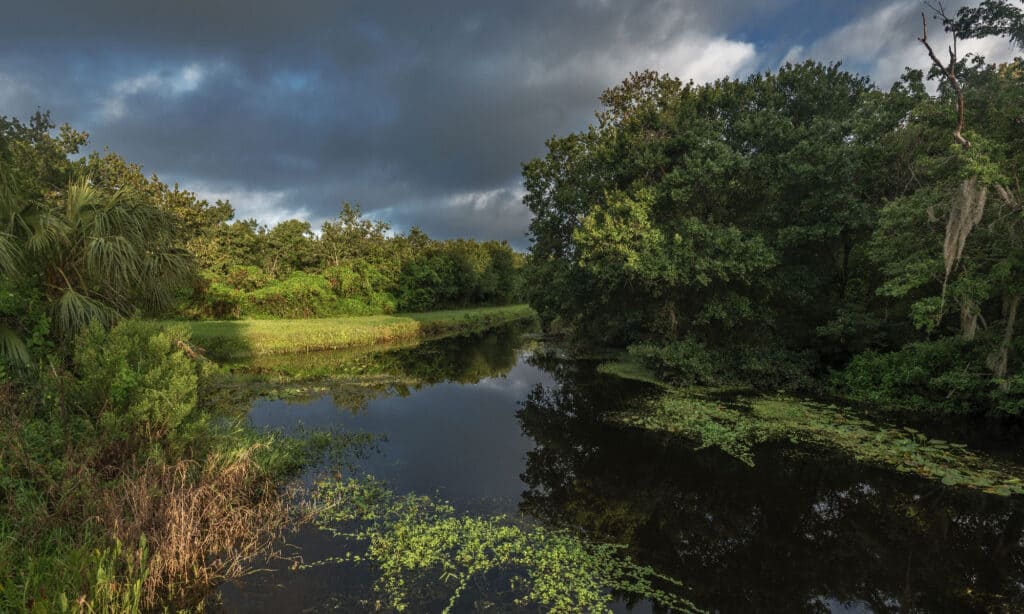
[306,477,704,613]
[616,391,1024,496]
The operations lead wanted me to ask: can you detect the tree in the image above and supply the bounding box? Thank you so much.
[524,63,904,361]
[34,180,193,340]
[264,219,317,275]
[318,203,393,268]
[949,0,1024,49]
[905,3,1024,382]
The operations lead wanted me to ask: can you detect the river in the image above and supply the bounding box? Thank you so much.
[218,323,1024,613]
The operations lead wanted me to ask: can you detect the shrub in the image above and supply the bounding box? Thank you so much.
[628,338,719,386]
[71,321,204,460]
[838,336,1024,415]
[629,337,817,390]
[322,263,363,298]
[243,272,340,318]
[189,273,244,319]
[223,265,273,292]
[0,320,317,611]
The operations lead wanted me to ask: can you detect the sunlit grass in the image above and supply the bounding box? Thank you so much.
[158,304,536,360]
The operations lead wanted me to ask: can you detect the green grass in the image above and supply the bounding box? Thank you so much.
[161,305,536,361]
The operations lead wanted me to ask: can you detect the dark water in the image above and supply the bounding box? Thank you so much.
[219,325,1024,613]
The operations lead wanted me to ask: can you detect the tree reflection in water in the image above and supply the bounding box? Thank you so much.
[517,352,1024,613]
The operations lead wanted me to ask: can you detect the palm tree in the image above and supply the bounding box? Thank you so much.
[0,160,35,366]
[0,175,193,367]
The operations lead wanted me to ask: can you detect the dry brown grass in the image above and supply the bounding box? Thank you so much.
[99,443,299,609]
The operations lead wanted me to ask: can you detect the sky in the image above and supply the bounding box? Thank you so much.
[0,0,1018,249]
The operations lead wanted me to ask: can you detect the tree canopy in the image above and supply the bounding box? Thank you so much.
[523,51,1024,414]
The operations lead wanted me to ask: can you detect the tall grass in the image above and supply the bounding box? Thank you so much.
[98,443,297,608]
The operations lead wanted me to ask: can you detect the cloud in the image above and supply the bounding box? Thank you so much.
[380,185,533,248]
[0,72,36,113]
[100,62,221,121]
[6,0,1015,249]
[0,1,770,247]
[788,0,1020,87]
[189,182,309,228]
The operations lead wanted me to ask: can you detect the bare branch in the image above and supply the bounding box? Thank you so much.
[919,11,971,148]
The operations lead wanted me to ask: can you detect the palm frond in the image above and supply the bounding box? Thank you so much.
[0,163,23,224]
[137,248,194,313]
[0,324,31,367]
[143,248,194,279]
[53,288,116,340]
[0,231,21,275]
[21,207,68,256]
[64,179,102,225]
[85,235,140,286]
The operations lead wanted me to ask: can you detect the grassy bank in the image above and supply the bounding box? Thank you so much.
[167,304,536,361]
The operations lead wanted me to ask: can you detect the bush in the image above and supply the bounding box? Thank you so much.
[838,337,1024,416]
[0,277,55,372]
[243,272,340,318]
[71,321,204,460]
[223,265,273,292]
[0,320,318,611]
[190,274,243,319]
[628,338,719,385]
[323,263,363,298]
[628,337,817,390]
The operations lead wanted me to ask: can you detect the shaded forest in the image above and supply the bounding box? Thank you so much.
[523,3,1024,415]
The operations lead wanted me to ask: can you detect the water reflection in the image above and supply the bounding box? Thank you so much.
[517,352,1024,613]
[248,323,548,506]
[246,323,531,413]
[224,329,1024,613]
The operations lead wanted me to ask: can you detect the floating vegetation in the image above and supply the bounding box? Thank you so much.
[615,392,1024,496]
[304,477,704,613]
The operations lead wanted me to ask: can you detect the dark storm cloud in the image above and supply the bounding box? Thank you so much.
[0,0,974,247]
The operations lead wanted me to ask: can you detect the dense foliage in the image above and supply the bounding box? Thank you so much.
[80,147,524,320]
[184,203,523,319]
[0,112,524,374]
[0,114,192,371]
[0,320,322,611]
[523,46,1024,414]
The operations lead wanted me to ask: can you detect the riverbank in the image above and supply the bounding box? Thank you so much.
[164,304,537,361]
[0,322,340,613]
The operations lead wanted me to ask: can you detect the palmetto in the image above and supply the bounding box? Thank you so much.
[0,173,192,366]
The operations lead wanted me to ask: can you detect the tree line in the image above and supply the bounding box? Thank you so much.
[0,116,523,371]
[522,3,1024,415]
